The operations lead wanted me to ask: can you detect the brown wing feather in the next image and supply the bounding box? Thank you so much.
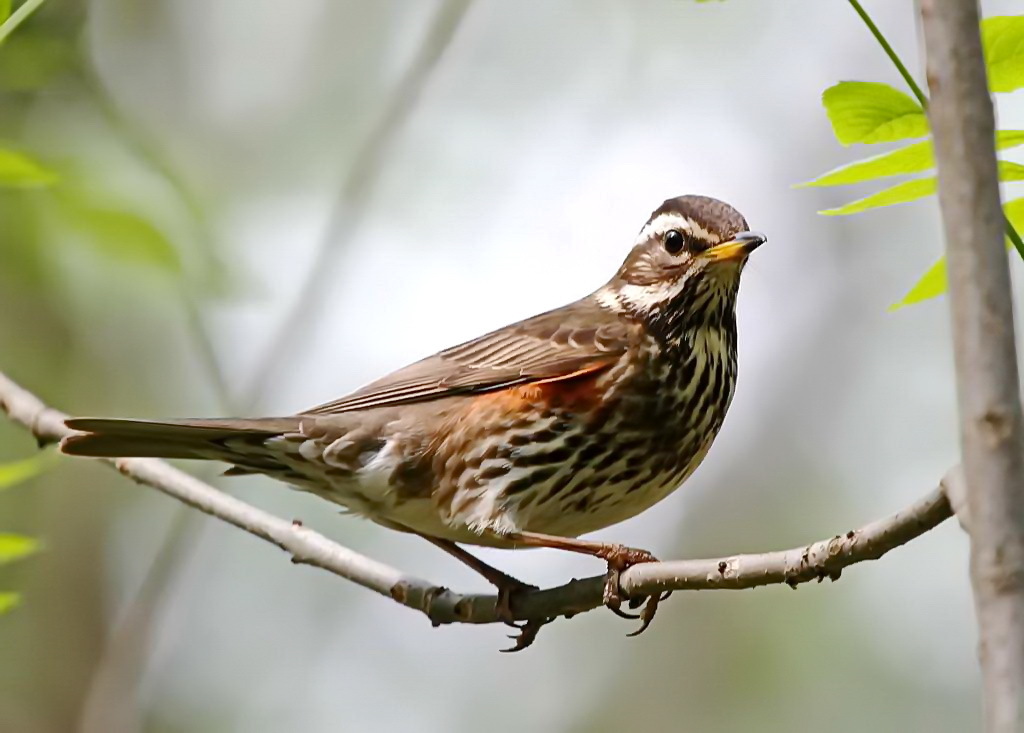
[306,298,632,415]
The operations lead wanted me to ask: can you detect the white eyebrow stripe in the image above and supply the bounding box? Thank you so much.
[637,213,692,243]
[636,213,722,245]
[687,220,721,244]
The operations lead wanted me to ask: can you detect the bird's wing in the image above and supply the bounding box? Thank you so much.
[305,299,632,415]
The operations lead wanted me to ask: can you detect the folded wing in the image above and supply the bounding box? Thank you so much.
[307,298,632,414]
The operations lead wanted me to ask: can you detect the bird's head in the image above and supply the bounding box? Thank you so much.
[596,195,765,326]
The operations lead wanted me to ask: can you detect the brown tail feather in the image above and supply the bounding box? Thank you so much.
[60,417,302,459]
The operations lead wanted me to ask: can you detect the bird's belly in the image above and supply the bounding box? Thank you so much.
[509,434,714,539]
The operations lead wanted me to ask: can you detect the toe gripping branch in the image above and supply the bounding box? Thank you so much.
[496,544,670,652]
[598,545,671,637]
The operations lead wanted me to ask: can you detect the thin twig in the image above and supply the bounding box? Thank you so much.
[0,369,955,634]
[921,3,1024,729]
[0,0,46,45]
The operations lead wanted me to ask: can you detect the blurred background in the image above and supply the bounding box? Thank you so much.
[1,1,1019,730]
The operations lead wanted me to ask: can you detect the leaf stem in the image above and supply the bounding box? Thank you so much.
[847,0,929,107]
[848,0,1024,260]
[0,0,46,45]
[1007,219,1024,259]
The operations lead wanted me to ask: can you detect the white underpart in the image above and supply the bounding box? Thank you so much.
[594,278,688,315]
[462,490,520,535]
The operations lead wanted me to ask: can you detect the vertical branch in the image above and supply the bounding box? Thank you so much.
[920,3,1024,730]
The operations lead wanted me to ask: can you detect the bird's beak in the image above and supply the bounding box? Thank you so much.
[700,231,767,262]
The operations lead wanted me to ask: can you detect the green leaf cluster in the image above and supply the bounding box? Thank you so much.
[0,5,54,617]
[0,455,49,616]
[1,2,189,283]
[802,16,1024,309]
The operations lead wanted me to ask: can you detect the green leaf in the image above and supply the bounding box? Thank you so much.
[800,129,1024,188]
[0,1,11,24]
[889,256,947,311]
[59,199,181,272]
[799,140,935,187]
[822,82,928,145]
[1000,161,1024,183]
[1006,195,1024,232]
[0,592,20,615]
[0,148,57,187]
[0,454,49,490]
[0,534,40,565]
[890,196,1024,311]
[822,161,1024,216]
[821,178,937,216]
[983,16,1024,93]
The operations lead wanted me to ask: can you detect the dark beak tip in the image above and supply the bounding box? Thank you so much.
[739,231,767,248]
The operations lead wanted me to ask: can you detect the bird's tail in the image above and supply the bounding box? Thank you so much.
[60,417,302,461]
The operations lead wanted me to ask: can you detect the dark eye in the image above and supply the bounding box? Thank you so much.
[663,229,686,255]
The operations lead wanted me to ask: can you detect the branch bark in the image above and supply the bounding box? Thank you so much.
[0,369,954,636]
[921,3,1024,730]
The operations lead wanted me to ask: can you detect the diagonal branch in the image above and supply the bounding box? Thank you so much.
[0,369,955,634]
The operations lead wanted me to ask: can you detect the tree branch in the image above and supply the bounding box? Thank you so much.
[921,3,1024,729]
[0,369,955,636]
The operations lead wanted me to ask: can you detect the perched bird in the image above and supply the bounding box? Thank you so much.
[62,195,765,648]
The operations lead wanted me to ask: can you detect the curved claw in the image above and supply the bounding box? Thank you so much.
[625,593,663,637]
[500,616,552,653]
[597,544,669,636]
[607,604,641,620]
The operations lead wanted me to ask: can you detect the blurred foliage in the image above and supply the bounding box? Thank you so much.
[49,191,181,272]
[0,454,51,489]
[0,148,56,186]
[0,456,49,616]
[801,11,1024,309]
[0,0,51,621]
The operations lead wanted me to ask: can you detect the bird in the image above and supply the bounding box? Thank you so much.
[61,194,765,650]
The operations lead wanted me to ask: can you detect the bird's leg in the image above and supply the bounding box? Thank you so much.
[502,530,668,636]
[419,535,551,652]
[418,535,538,624]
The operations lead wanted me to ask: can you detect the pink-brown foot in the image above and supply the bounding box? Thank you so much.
[596,545,669,636]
